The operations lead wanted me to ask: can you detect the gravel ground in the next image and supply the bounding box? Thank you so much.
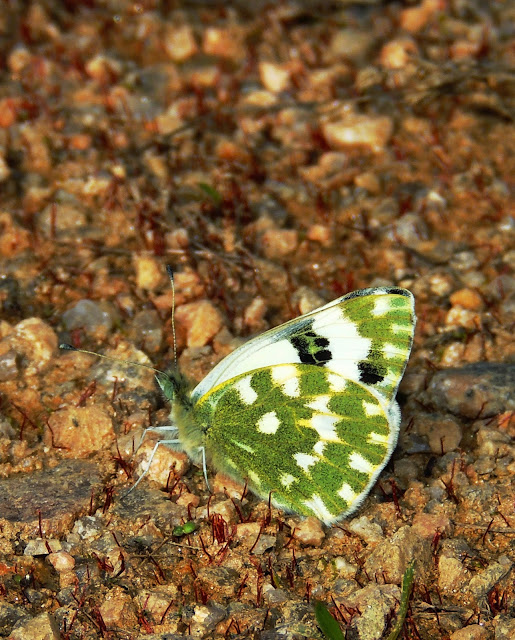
[0,1,514,639]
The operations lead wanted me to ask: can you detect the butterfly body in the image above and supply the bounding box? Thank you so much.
[157,287,415,525]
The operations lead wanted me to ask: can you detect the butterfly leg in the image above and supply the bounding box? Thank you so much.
[134,425,179,452]
[124,426,181,494]
[197,446,210,492]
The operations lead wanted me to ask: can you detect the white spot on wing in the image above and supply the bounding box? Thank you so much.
[368,431,389,446]
[248,470,261,486]
[309,414,339,441]
[282,375,300,397]
[338,483,357,503]
[307,395,331,413]
[271,365,301,397]
[303,494,334,522]
[234,441,255,454]
[327,373,347,392]
[363,401,382,416]
[391,324,411,335]
[349,452,375,474]
[191,339,300,399]
[372,296,392,316]
[313,440,326,455]
[234,376,258,404]
[294,452,318,472]
[384,341,402,356]
[257,411,281,434]
[280,473,297,488]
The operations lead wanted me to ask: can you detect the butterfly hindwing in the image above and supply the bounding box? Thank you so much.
[193,364,395,524]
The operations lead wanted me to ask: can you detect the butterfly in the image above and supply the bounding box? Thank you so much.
[154,286,416,525]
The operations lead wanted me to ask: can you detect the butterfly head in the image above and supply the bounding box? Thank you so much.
[155,369,193,409]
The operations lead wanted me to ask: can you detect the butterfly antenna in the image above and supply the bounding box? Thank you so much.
[166,265,178,370]
[59,344,169,378]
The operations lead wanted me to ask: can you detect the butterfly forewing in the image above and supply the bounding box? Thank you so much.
[191,288,414,408]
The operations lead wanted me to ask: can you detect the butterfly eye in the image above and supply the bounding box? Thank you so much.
[155,372,177,400]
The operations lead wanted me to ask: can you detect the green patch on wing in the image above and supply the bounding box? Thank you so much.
[194,364,393,524]
[341,290,414,402]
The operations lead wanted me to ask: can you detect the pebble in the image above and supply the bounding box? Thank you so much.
[346,515,384,544]
[243,296,267,331]
[8,612,60,640]
[322,112,393,152]
[449,288,484,310]
[88,343,156,391]
[450,625,489,640]
[332,556,358,579]
[0,460,101,536]
[290,516,325,547]
[391,212,430,248]
[202,26,246,60]
[0,212,30,256]
[133,255,165,291]
[494,616,515,640]
[84,53,121,83]
[354,171,381,194]
[0,153,10,181]
[427,362,515,419]
[364,526,428,585]
[36,200,87,237]
[212,472,246,500]
[306,224,331,246]
[163,24,198,62]
[467,555,513,600]
[129,309,163,353]
[411,513,451,539]
[174,300,224,348]
[262,585,289,605]
[413,272,455,298]
[175,491,200,509]
[136,585,178,622]
[45,406,114,457]
[437,539,474,594]
[19,122,52,174]
[133,439,190,488]
[47,551,75,572]
[24,539,62,556]
[197,498,237,524]
[196,566,239,600]
[260,228,298,258]
[0,317,57,377]
[328,29,374,62]
[62,299,115,338]
[0,346,18,381]
[259,61,291,93]
[438,555,473,594]
[190,603,227,633]
[344,583,401,640]
[413,413,463,454]
[379,37,419,69]
[99,589,138,629]
[400,0,441,33]
[445,306,480,330]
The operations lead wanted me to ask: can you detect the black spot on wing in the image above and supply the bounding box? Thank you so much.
[358,360,386,385]
[290,330,332,366]
[388,287,410,296]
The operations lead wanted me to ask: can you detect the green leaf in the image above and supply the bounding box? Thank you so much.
[172,521,197,537]
[315,601,344,640]
[386,560,415,640]
[198,182,223,206]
